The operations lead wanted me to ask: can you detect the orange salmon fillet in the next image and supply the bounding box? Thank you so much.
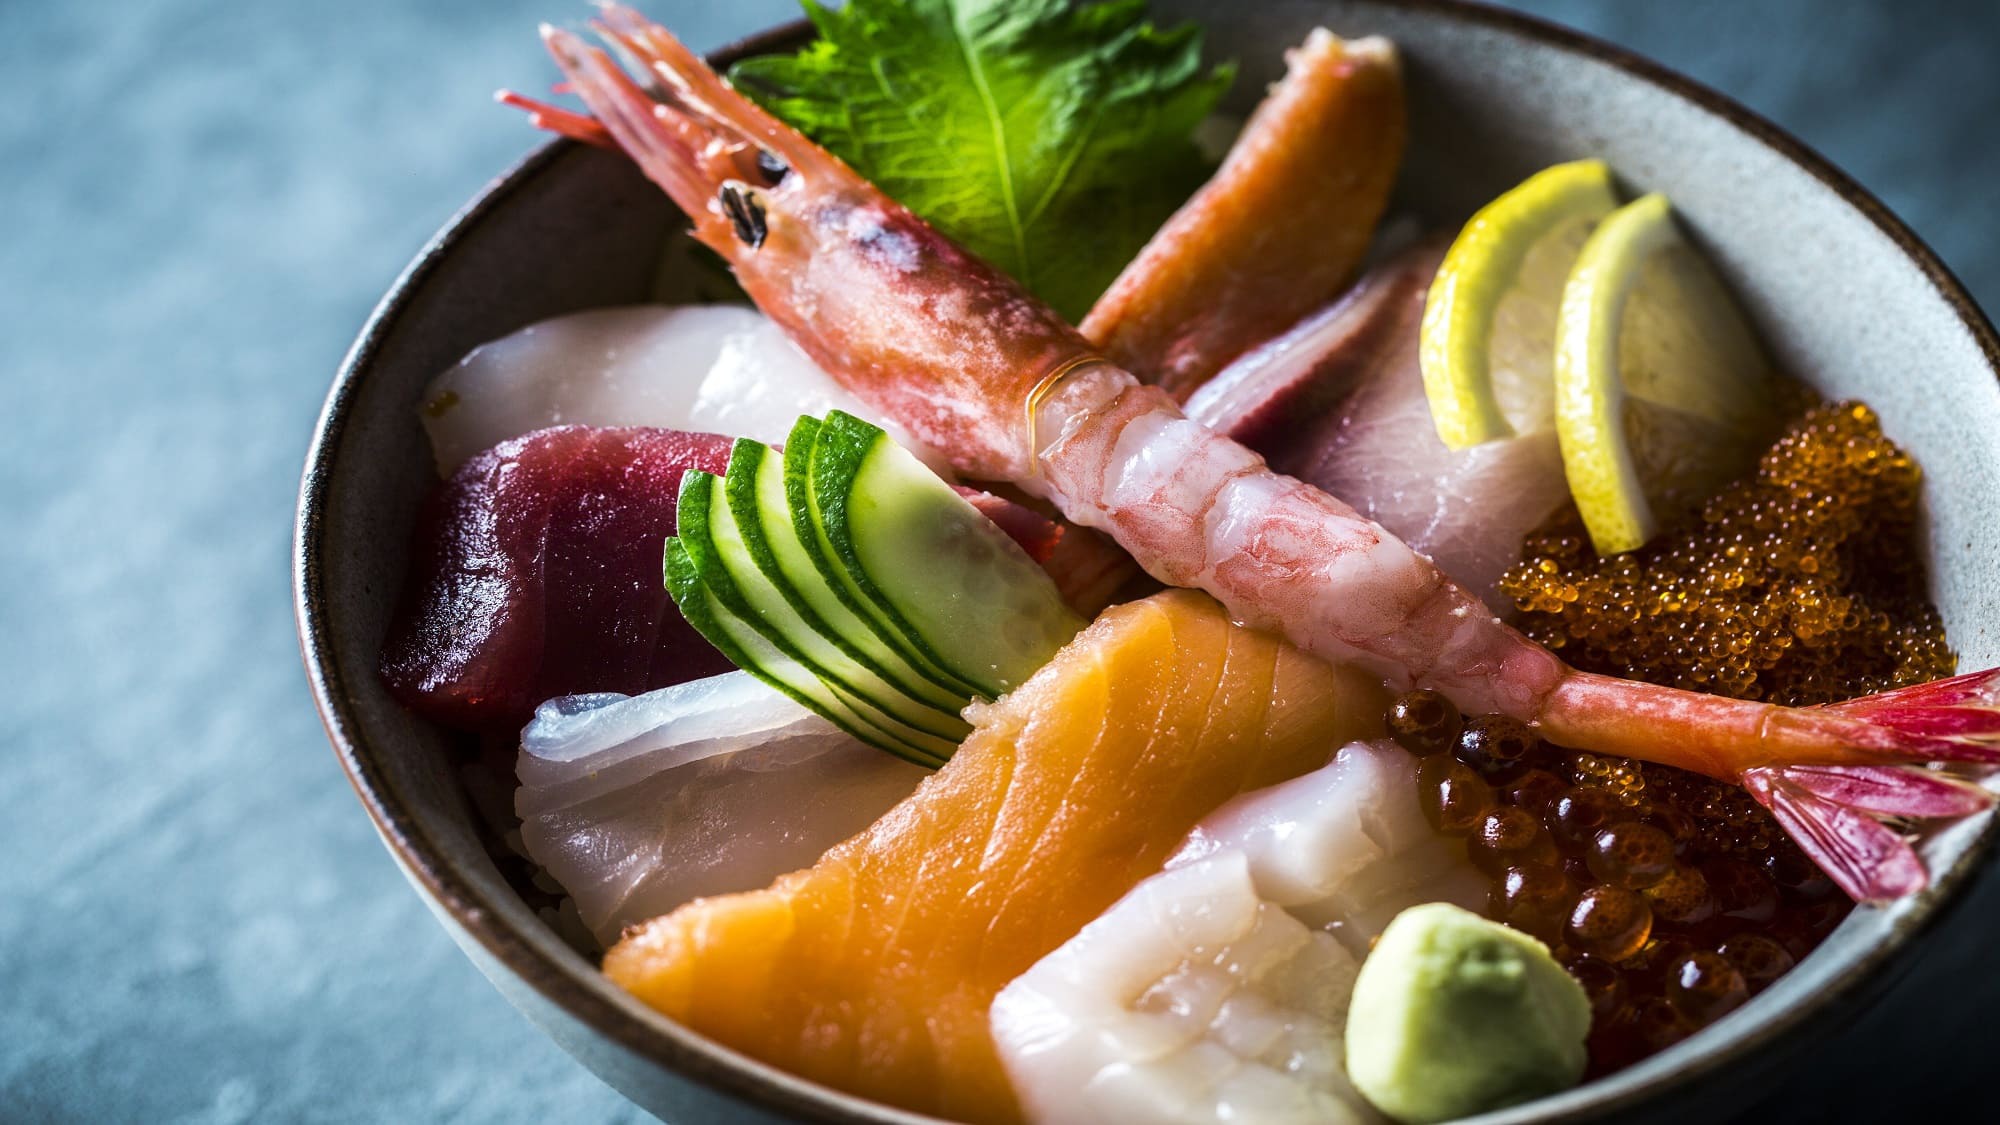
[1080,30,1405,400]
[602,590,1387,1122]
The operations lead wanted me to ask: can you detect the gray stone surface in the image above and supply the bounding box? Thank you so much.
[2,0,1994,1121]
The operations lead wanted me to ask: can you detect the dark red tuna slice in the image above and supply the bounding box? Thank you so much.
[381,425,735,732]
[953,486,1065,564]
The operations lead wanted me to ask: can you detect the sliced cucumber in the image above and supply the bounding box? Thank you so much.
[781,417,985,699]
[663,413,1086,766]
[664,538,952,768]
[808,411,1085,697]
[726,438,970,714]
[676,467,970,744]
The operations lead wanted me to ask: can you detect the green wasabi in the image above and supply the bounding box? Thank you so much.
[1346,903,1590,1123]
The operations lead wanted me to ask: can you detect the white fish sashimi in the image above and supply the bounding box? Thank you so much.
[1304,344,1566,611]
[991,740,1484,1125]
[421,304,946,474]
[516,671,929,946]
[519,671,813,771]
[421,305,742,473]
[1187,246,1568,610]
[683,314,948,471]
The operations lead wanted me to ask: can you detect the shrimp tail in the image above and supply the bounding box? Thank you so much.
[1765,668,2000,900]
[1820,666,2000,758]
[1742,764,1988,901]
[1544,668,2000,901]
[1541,667,2000,769]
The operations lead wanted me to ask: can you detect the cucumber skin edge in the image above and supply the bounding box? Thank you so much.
[810,412,1002,698]
[664,529,948,769]
[727,438,968,717]
[787,416,984,699]
[694,446,966,742]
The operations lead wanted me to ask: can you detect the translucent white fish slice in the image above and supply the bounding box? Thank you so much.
[516,671,929,945]
[1305,341,1568,610]
[683,314,948,472]
[1188,247,1569,610]
[521,672,808,764]
[420,303,946,474]
[421,305,746,473]
[992,740,1483,1124]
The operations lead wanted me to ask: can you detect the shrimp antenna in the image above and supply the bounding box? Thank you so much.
[494,85,615,149]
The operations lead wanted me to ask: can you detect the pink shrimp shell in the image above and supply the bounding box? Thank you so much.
[1028,364,1567,717]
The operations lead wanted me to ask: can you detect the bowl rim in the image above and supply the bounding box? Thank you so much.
[296,3,2000,1122]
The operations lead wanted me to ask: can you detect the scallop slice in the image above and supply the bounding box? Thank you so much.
[1174,738,1490,954]
[992,740,1485,1124]
[992,853,1374,1125]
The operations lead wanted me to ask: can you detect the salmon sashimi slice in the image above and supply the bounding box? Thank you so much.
[1078,30,1405,400]
[602,590,1388,1123]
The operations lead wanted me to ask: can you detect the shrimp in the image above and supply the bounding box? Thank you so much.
[506,7,2000,901]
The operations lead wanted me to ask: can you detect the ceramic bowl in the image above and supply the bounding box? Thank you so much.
[296,2,2000,1121]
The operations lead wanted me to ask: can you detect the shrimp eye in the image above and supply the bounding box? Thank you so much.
[719,184,768,249]
[755,149,790,186]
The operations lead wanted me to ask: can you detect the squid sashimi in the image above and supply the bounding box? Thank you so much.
[380,425,736,730]
[601,591,1388,1124]
[419,303,946,474]
[1186,245,1568,608]
[516,672,927,946]
[990,740,1482,1125]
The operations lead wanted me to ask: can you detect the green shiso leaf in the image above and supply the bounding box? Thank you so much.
[729,0,1233,322]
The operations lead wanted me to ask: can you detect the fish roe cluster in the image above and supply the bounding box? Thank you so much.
[1499,400,1954,704]
[1387,690,1847,1076]
[1382,398,1958,1075]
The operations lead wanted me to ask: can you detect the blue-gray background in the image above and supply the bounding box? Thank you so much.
[4,0,1995,1120]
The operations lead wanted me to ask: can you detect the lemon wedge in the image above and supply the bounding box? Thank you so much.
[1555,193,1776,554]
[1420,160,1620,448]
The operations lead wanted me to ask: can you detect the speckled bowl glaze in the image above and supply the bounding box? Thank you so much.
[297,2,2000,1122]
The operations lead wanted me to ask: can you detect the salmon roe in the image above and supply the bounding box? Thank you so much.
[1391,400,1957,1076]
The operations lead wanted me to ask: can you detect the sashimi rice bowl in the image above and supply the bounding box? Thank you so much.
[299,2,2000,1122]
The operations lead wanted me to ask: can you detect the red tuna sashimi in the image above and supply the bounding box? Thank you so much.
[955,486,1063,564]
[381,425,736,732]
